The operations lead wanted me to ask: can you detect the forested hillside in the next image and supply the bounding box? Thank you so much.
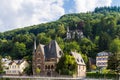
[0,6,120,64]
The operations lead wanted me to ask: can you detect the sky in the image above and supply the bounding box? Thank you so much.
[0,0,120,32]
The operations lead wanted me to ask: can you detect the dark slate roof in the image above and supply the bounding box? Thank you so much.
[37,43,45,57]
[97,51,111,56]
[9,60,24,65]
[36,40,63,59]
[44,40,63,59]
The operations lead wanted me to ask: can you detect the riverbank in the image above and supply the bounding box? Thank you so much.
[0,75,85,80]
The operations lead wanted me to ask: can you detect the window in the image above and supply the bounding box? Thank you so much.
[48,65,50,69]
[77,58,79,62]
[59,51,62,56]
[37,59,41,62]
[38,53,41,56]
[37,65,41,69]
[13,70,16,73]
[97,62,101,65]
[51,65,54,69]
[45,65,47,69]
[81,59,83,63]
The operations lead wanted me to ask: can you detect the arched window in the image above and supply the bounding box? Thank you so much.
[45,65,47,69]
[38,53,40,56]
[81,59,83,63]
[51,65,54,69]
[77,58,79,62]
[37,58,41,62]
[48,65,50,69]
[37,65,41,69]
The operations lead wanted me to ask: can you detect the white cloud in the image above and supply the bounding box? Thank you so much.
[74,0,112,12]
[0,0,65,32]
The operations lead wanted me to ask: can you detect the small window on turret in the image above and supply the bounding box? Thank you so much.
[38,53,40,56]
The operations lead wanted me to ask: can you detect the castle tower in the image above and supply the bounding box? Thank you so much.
[66,27,71,39]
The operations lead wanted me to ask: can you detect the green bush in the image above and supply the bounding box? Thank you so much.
[86,72,117,78]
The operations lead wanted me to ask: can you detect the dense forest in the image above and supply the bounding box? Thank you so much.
[0,7,120,71]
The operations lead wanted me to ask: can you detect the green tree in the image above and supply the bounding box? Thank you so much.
[0,39,13,56]
[64,41,80,53]
[56,24,66,37]
[81,54,88,64]
[56,37,64,50]
[47,29,56,39]
[36,68,41,74]
[115,25,120,38]
[80,38,95,56]
[12,42,26,59]
[108,38,120,70]
[0,55,3,74]
[107,54,119,70]
[24,63,33,75]
[37,33,51,44]
[98,32,111,51]
[109,38,120,54]
[56,55,77,75]
[84,19,92,38]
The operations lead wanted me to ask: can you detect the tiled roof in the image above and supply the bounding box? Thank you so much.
[2,58,11,65]
[36,40,63,59]
[70,51,85,65]
[97,51,111,56]
[9,60,24,65]
[45,40,63,59]
[38,43,45,56]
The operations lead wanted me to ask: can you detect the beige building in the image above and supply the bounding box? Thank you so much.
[96,51,111,68]
[32,40,86,77]
[70,51,86,77]
[2,58,11,71]
[6,60,29,75]
[32,40,63,76]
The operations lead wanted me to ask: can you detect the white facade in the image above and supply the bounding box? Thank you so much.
[2,58,11,71]
[70,51,86,77]
[96,51,111,68]
[6,60,29,75]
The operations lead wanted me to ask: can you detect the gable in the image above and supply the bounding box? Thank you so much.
[70,51,85,65]
[35,44,45,57]
[44,40,63,59]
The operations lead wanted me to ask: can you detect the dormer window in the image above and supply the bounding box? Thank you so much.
[59,51,62,56]
[77,58,79,62]
[81,59,83,63]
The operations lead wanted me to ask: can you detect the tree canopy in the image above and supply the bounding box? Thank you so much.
[0,7,120,70]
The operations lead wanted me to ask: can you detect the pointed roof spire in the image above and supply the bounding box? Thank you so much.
[34,37,36,51]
